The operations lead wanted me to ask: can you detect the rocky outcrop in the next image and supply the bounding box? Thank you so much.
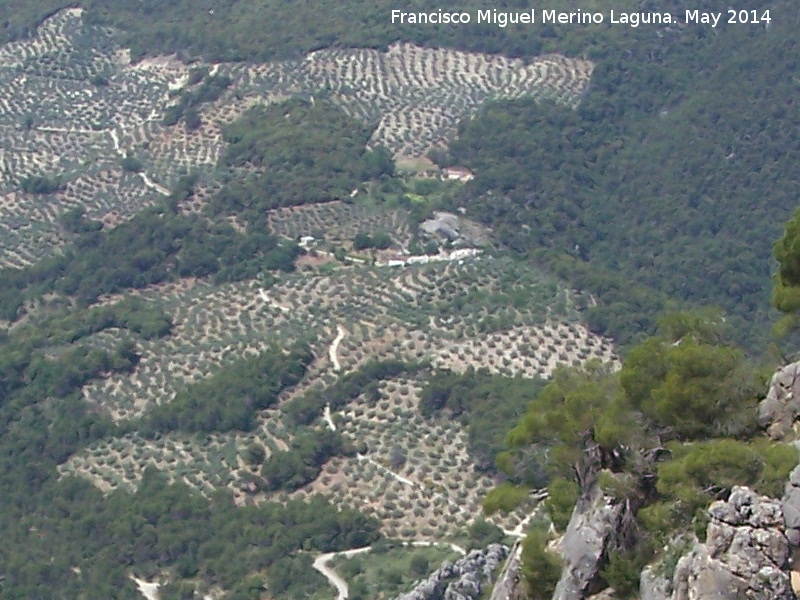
[585,589,616,600]
[640,565,672,600]
[488,539,521,600]
[394,543,508,600]
[641,487,795,600]
[553,485,623,600]
[758,361,800,439]
[783,465,800,547]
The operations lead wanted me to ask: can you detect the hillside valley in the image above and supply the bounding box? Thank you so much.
[0,3,799,600]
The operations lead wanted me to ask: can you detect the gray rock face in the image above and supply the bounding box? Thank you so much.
[671,487,794,600]
[488,539,521,600]
[394,543,508,600]
[640,565,672,600]
[758,361,800,439]
[783,465,800,547]
[585,589,616,600]
[552,485,623,600]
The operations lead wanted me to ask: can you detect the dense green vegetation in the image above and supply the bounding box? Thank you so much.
[0,1,77,41]
[282,359,423,427]
[209,100,394,226]
[0,299,167,406]
[162,71,231,129]
[642,437,798,539]
[436,0,793,352]
[491,312,797,596]
[260,429,355,491]
[332,543,461,600]
[0,305,378,598]
[58,205,103,234]
[466,517,506,548]
[20,173,64,194]
[771,202,800,343]
[11,297,171,347]
[81,0,642,62]
[23,0,731,68]
[419,369,545,472]
[6,0,794,356]
[353,230,393,251]
[2,1,800,597]
[521,525,562,600]
[0,204,298,320]
[3,469,379,599]
[543,478,579,532]
[619,316,761,439]
[263,554,328,599]
[0,299,161,531]
[504,359,626,484]
[482,482,530,515]
[144,345,312,434]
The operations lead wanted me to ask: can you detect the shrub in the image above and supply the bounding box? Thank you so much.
[184,108,202,131]
[121,154,144,173]
[467,518,505,548]
[751,439,799,497]
[145,344,311,434]
[521,528,561,600]
[601,547,651,598]
[482,482,528,515]
[657,439,763,508]
[410,554,430,577]
[544,477,578,532]
[655,438,798,527]
[620,322,760,440]
[597,470,636,501]
[20,174,62,194]
[637,501,681,546]
[243,443,266,466]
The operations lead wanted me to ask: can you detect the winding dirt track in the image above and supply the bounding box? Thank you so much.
[313,546,372,600]
[329,325,347,371]
[312,541,467,600]
[131,576,160,600]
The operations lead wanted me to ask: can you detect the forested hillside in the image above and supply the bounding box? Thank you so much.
[436,0,798,350]
[3,0,641,61]
[1,0,795,351]
[1,1,799,598]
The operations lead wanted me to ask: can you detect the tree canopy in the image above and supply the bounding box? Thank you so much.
[491,311,795,596]
[209,100,394,226]
[0,205,298,320]
[438,0,797,352]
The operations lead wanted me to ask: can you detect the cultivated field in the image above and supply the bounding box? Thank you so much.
[60,251,617,539]
[0,8,593,267]
[0,5,612,574]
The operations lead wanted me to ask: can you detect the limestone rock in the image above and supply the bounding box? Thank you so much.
[553,485,623,600]
[393,543,508,600]
[586,588,616,600]
[640,566,672,600]
[758,361,800,439]
[784,465,800,547]
[672,487,793,600]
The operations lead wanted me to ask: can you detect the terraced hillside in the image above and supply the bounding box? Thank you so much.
[4,2,800,599]
[0,9,620,598]
[50,249,614,548]
[0,8,592,270]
